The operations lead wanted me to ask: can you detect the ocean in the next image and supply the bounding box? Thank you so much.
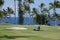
[0,17,35,25]
[0,17,60,25]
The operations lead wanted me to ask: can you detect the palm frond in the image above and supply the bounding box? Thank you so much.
[0,0,4,6]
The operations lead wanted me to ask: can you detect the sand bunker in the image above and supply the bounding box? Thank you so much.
[6,27,27,30]
[58,27,60,29]
[58,27,60,30]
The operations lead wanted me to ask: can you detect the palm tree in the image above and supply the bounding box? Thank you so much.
[39,3,45,25]
[42,8,48,25]
[49,0,59,15]
[53,12,59,26]
[6,7,14,15]
[0,0,4,9]
[32,8,46,25]
[0,0,4,17]
[14,0,16,24]
[49,0,59,26]
[0,0,4,23]
[47,10,50,25]
[18,0,34,24]
[56,1,60,8]
[0,9,8,23]
[6,7,14,23]
[0,10,3,23]
[32,3,47,25]
[32,8,40,24]
[18,0,24,24]
[14,0,16,14]
[0,0,4,5]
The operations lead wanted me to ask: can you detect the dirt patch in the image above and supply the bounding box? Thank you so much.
[6,27,27,30]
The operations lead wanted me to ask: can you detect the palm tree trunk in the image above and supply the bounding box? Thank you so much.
[18,0,24,24]
[54,0,56,26]
[55,19,56,26]
[40,9,42,25]
[14,0,16,24]
[45,17,46,25]
[48,11,50,25]
[0,18,1,23]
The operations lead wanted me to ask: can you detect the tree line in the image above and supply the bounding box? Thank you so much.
[0,0,60,25]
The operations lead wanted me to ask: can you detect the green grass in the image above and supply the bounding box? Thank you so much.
[0,25,60,40]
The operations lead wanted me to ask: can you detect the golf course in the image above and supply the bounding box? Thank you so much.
[0,25,60,40]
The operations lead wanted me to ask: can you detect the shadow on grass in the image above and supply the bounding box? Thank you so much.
[0,35,34,39]
[33,29,44,31]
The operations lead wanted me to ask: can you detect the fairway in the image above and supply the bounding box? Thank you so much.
[0,25,60,40]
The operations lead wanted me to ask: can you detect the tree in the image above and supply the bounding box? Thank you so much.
[0,7,14,23]
[6,7,14,23]
[47,10,51,25]
[39,3,45,25]
[0,0,14,23]
[0,0,4,17]
[49,0,59,26]
[0,0,4,7]
[55,1,60,8]
[53,12,59,25]
[6,7,13,15]
[18,0,24,24]
[42,8,48,25]
[34,14,41,24]
[0,10,3,22]
[14,0,16,24]
[0,9,7,23]
[32,3,48,25]
[0,0,4,23]
[32,8,39,24]
[18,0,34,24]
[32,7,47,25]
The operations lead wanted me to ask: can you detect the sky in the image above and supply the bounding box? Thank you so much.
[2,0,60,17]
